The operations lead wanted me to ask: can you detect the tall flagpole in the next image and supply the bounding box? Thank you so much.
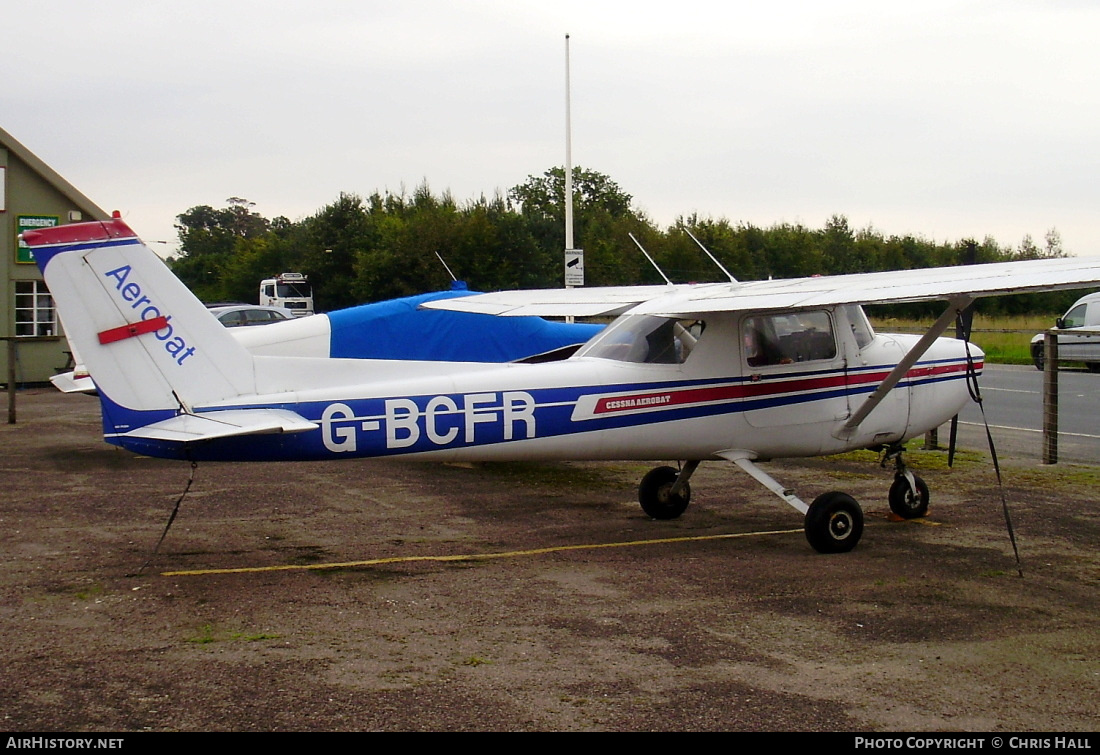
[563,33,583,298]
[564,33,574,255]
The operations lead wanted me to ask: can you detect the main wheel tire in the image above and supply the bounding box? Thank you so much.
[888,474,929,519]
[638,466,691,520]
[804,491,864,553]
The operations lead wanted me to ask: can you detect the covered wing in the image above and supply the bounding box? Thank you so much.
[234,289,602,361]
[422,257,1100,317]
[325,290,602,360]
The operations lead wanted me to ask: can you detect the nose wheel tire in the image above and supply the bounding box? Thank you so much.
[639,465,691,520]
[805,491,864,553]
[888,474,929,519]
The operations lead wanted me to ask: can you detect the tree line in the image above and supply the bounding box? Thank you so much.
[167,168,1074,316]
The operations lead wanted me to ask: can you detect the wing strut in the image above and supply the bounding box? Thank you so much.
[718,450,810,514]
[839,295,975,435]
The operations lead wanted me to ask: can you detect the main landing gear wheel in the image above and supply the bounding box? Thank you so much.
[888,474,929,519]
[638,465,691,520]
[804,492,864,553]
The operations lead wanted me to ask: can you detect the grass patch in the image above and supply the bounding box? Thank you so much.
[824,438,983,472]
[72,583,106,601]
[185,624,218,644]
[185,623,280,644]
[827,439,1100,493]
[997,463,1100,492]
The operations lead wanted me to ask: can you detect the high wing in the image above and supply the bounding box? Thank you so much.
[419,284,695,317]
[423,255,1100,444]
[420,256,1100,317]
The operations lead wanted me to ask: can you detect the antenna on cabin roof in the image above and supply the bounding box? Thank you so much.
[629,232,674,286]
[685,228,737,283]
[435,252,458,282]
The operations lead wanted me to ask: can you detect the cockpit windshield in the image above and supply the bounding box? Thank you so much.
[576,315,704,364]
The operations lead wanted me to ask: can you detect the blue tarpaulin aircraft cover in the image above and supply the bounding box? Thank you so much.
[326,289,603,362]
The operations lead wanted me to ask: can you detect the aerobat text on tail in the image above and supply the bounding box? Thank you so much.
[23,217,1100,552]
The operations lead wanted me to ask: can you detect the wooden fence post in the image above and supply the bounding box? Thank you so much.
[6,339,16,425]
[1042,331,1058,465]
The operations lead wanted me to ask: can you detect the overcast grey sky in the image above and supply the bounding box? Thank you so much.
[5,0,1098,259]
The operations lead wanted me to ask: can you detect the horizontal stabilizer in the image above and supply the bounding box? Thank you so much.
[117,408,317,443]
[49,371,94,394]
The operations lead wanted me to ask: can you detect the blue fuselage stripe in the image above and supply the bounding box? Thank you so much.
[100,358,977,462]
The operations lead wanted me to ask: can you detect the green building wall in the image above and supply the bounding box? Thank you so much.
[1,128,108,385]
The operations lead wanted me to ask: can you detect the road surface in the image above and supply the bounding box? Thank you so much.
[955,363,1100,464]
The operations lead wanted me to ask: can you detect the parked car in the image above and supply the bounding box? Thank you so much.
[1030,291,1100,372]
[208,304,294,328]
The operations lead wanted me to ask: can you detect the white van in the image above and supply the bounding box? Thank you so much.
[1030,291,1100,372]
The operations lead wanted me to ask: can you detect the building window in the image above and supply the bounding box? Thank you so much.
[14,280,56,337]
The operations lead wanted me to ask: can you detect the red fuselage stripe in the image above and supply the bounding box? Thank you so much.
[592,361,977,415]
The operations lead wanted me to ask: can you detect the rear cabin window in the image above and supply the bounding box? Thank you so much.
[743,311,837,367]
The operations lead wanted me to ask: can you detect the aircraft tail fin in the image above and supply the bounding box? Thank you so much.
[23,217,258,426]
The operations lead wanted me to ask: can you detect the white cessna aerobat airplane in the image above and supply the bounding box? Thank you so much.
[23,217,1100,553]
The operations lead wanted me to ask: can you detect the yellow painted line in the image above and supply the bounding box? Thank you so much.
[884,512,942,526]
[161,527,806,577]
[911,517,942,527]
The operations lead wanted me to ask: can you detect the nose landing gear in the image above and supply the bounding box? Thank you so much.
[883,444,929,519]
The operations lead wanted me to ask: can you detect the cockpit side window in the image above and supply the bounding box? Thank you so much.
[577,315,705,364]
[743,311,837,367]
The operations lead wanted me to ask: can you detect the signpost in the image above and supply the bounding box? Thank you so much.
[16,215,58,264]
[564,248,584,287]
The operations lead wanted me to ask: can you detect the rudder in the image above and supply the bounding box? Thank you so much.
[24,217,257,422]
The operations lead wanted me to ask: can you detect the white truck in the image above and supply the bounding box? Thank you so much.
[1030,291,1100,372]
[259,272,314,317]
